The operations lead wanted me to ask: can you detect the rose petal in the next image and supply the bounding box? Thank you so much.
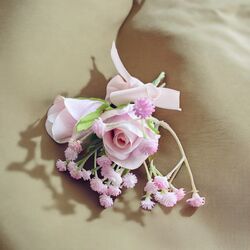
[52,109,76,143]
[47,96,65,123]
[64,98,103,121]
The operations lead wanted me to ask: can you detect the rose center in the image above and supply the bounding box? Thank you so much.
[113,130,130,149]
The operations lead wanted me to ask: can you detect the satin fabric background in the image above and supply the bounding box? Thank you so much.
[0,0,250,249]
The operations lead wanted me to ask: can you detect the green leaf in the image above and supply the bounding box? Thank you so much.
[76,103,108,132]
[146,119,159,134]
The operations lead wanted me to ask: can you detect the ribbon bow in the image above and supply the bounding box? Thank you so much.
[105,42,181,111]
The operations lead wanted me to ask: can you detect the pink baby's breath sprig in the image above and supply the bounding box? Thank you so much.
[97,155,112,168]
[122,173,138,189]
[141,196,155,210]
[56,160,67,172]
[133,97,155,119]
[99,194,113,208]
[186,192,205,207]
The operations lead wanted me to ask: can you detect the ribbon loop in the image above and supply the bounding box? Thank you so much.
[106,42,181,111]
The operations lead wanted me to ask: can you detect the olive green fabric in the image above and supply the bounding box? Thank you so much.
[1,0,250,249]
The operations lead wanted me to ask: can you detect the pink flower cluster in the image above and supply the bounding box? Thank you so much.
[56,150,138,209]
[133,97,155,119]
[64,140,83,161]
[89,155,138,208]
[141,175,204,210]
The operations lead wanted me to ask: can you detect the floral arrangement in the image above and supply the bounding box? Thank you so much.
[45,42,205,210]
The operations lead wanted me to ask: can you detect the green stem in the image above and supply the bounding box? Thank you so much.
[167,156,185,180]
[94,150,98,177]
[143,161,151,181]
[77,144,102,169]
[152,72,166,87]
[153,119,198,192]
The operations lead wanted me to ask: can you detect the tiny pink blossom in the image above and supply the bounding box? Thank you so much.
[141,139,158,155]
[65,147,78,161]
[99,194,113,208]
[90,177,107,194]
[122,173,138,188]
[173,188,186,201]
[141,197,155,210]
[101,165,112,177]
[107,185,121,197]
[153,176,169,190]
[159,192,177,207]
[186,193,205,207]
[68,140,82,154]
[81,169,91,181]
[154,192,163,202]
[67,161,76,171]
[68,163,82,180]
[101,166,122,187]
[56,159,67,172]
[92,118,106,138]
[97,155,112,168]
[144,181,158,194]
[133,97,155,119]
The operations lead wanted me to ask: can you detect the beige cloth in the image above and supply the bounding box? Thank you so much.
[1,0,250,249]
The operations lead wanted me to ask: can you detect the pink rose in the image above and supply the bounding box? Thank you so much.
[45,96,103,143]
[99,105,160,170]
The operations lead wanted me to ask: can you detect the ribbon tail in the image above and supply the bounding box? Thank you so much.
[111,41,132,82]
[110,85,181,111]
[109,86,149,106]
[154,87,181,110]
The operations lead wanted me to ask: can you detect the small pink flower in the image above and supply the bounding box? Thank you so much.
[144,181,158,194]
[65,147,78,161]
[153,176,169,190]
[159,192,177,207]
[101,165,112,177]
[68,163,82,180]
[56,159,67,171]
[97,155,112,168]
[141,197,155,210]
[122,173,138,188]
[154,192,163,202]
[107,185,121,197]
[186,193,205,207]
[45,96,103,144]
[101,166,122,187]
[99,194,113,208]
[133,97,155,119]
[92,118,106,138]
[68,140,82,154]
[67,161,76,171]
[81,169,91,181]
[173,188,186,201]
[90,177,107,194]
[141,139,158,155]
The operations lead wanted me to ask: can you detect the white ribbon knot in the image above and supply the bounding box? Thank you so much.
[105,42,181,111]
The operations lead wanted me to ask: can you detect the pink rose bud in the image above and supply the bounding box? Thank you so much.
[45,95,103,143]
